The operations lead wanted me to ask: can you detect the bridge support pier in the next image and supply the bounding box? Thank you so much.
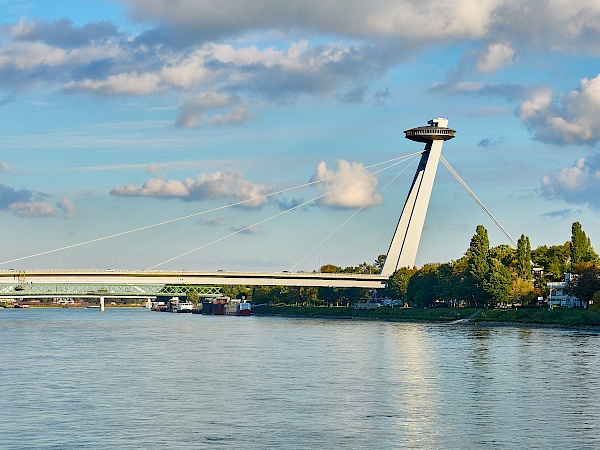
[381,118,455,276]
[100,296,105,312]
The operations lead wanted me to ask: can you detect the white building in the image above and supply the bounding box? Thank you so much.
[547,273,584,308]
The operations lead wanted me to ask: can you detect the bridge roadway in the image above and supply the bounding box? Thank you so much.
[0,270,388,295]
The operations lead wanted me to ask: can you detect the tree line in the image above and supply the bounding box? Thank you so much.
[218,222,600,309]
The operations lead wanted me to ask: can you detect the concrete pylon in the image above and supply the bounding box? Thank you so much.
[381,118,456,276]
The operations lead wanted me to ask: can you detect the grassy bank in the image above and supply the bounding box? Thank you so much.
[253,305,600,328]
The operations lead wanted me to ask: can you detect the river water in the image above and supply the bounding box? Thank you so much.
[1,308,599,449]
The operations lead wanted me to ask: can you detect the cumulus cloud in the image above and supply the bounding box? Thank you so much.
[56,199,80,218]
[0,162,9,172]
[9,201,57,218]
[3,2,600,129]
[206,107,257,126]
[63,72,163,96]
[176,92,255,128]
[539,155,600,210]
[120,0,600,55]
[0,184,72,218]
[123,0,498,42]
[110,170,270,207]
[477,43,515,74]
[12,17,121,48]
[0,184,36,209]
[310,160,381,209]
[518,75,600,145]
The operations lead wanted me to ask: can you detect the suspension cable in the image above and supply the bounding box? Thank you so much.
[0,151,424,267]
[146,156,416,269]
[440,155,517,247]
[290,153,421,271]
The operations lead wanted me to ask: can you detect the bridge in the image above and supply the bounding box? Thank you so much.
[0,118,466,304]
[0,269,388,295]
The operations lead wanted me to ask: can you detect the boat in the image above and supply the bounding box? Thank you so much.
[14,304,29,309]
[225,299,252,316]
[201,297,229,315]
[86,305,100,309]
[176,301,194,313]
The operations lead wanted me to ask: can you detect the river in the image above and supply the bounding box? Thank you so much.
[1,307,599,449]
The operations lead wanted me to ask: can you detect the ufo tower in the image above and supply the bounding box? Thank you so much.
[381,118,456,276]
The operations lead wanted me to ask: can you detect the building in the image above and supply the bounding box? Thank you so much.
[547,273,585,308]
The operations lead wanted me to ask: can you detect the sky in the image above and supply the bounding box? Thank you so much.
[1,0,600,272]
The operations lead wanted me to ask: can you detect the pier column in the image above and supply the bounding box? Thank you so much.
[100,296,105,312]
[382,118,456,276]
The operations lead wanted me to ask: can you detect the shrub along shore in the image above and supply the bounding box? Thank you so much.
[253,305,600,329]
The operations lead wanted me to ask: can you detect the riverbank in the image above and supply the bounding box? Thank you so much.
[253,305,600,329]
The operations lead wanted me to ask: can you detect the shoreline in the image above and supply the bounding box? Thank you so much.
[253,306,600,331]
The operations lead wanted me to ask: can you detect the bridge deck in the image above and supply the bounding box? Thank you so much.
[0,270,388,292]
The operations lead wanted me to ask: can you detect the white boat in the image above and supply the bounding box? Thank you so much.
[176,301,194,313]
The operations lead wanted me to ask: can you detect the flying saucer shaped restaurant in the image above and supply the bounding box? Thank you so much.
[404,118,456,143]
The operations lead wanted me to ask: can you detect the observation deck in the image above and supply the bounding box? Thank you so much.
[404,118,456,143]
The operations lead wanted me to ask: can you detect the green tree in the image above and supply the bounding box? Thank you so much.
[466,225,491,306]
[490,244,516,269]
[435,262,459,307]
[386,267,416,303]
[590,290,600,312]
[320,264,342,273]
[318,287,338,306]
[570,222,599,268]
[532,243,570,281]
[406,264,439,308]
[483,259,512,305]
[468,225,490,280]
[516,234,532,280]
[187,290,200,304]
[570,262,600,305]
[374,254,387,274]
[355,262,376,274]
[300,286,319,305]
[508,278,535,304]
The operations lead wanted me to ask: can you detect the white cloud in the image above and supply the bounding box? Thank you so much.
[123,0,500,41]
[159,59,213,90]
[310,159,381,209]
[111,178,189,197]
[56,199,80,218]
[0,40,120,71]
[518,75,600,144]
[9,201,57,218]
[176,92,256,128]
[540,155,600,210]
[207,107,257,126]
[111,170,270,207]
[175,91,233,128]
[477,43,515,74]
[0,162,9,172]
[3,2,600,132]
[63,72,163,96]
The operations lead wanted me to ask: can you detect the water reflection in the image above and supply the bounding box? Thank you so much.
[1,310,600,449]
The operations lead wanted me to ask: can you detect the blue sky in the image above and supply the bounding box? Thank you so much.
[1,0,600,271]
